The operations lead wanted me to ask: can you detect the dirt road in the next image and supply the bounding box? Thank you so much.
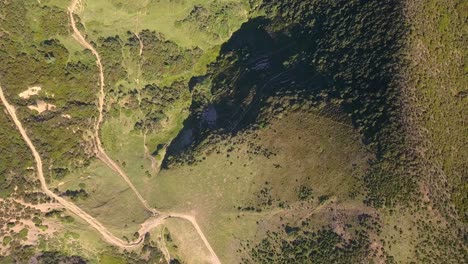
[168,213,221,264]
[0,87,143,249]
[68,0,157,215]
[67,1,222,263]
[0,84,222,263]
[0,3,222,262]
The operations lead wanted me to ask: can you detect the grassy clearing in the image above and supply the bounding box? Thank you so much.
[53,158,151,239]
[101,110,155,178]
[101,97,191,183]
[55,35,96,64]
[164,218,213,264]
[377,208,419,263]
[78,0,250,50]
[99,255,126,264]
[40,0,70,9]
[132,109,369,263]
[37,212,112,263]
[147,110,368,209]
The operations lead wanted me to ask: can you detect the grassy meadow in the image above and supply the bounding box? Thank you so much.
[77,0,250,50]
[51,158,151,239]
[135,109,370,262]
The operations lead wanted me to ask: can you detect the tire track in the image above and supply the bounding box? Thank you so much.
[0,87,144,249]
[68,1,221,263]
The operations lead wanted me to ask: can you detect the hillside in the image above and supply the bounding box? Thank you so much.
[0,0,466,263]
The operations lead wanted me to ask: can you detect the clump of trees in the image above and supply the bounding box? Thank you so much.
[175,1,248,41]
[0,0,99,189]
[297,186,313,200]
[137,30,202,81]
[246,227,371,263]
[61,189,89,201]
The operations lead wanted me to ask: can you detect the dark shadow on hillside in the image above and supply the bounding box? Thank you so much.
[162,0,408,205]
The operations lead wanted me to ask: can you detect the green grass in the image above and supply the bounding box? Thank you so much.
[53,158,151,239]
[79,0,250,50]
[0,256,13,264]
[132,110,370,263]
[38,225,49,231]
[2,236,12,246]
[164,218,213,264]
[56,35,96,63]
[40,0,70,9]
[99,255,126,264]
[38,213,112,263]
[101,97,191,184]
[378,208,419,263]
[100,110,158,180]
[192,44,222,77]
[18,228,28,239]
[79,0,250,211]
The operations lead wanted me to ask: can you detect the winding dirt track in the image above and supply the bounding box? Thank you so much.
[0,1,221,262]
[68,0,156,214]
[0,87,144,249]
[59,1,220,263]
